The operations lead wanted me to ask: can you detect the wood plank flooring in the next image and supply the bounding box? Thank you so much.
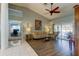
[27,39,74,56]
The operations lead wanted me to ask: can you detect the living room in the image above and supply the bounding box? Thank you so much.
[0,3,79,56]
[8,3,75,56]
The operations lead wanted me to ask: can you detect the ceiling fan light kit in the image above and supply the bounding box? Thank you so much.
[44,3,60,15]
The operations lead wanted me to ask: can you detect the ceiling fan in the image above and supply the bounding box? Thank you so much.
[45,3,60,15]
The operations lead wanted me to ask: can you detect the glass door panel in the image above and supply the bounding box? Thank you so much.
[54,24,73,40]
[62,24,73,40]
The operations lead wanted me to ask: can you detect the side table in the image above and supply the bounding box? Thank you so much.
[26,34,33,41]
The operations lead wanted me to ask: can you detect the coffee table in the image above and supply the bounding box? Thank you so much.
[45,37,51,41]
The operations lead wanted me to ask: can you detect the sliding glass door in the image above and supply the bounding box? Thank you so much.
[62,24,73,40]
[54,25,62,39]
[54,24,73,40]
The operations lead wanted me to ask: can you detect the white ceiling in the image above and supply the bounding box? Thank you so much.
[13,3,77,20]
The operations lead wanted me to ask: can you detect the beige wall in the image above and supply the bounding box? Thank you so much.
[9,4,49,33]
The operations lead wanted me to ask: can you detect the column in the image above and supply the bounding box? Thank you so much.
[1,3,8,50]
[74,5,79,56]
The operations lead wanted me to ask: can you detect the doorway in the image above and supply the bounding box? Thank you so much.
[9,20,22,47]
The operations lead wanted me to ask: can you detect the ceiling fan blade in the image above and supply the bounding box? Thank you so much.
[52,7,59,11]
[45,9,50,11]
[53,11,60,13]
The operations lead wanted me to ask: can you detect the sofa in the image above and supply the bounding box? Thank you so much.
[32,32,47,39]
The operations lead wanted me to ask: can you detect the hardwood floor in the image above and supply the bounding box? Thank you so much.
[27,39,74,56]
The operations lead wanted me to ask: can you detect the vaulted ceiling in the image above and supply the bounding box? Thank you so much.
[13,3,77,20]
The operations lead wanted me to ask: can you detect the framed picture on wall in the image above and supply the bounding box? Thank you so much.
[35,20,42,30]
